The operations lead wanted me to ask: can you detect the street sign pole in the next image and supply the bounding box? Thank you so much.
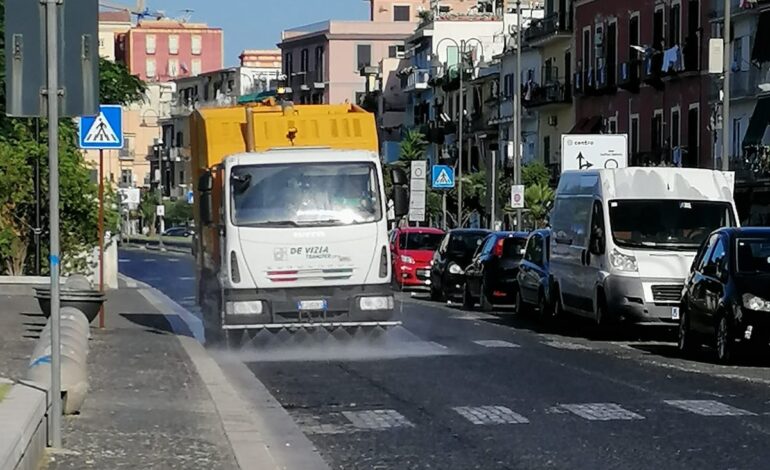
[442,192,447,230]
[44,0,62,448]
[98,149,105,329]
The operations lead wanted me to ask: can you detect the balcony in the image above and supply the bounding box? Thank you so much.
[523,68,572,109]
[595,65,616,93]
[618,60,641,92]
[709,65,770,101]
[573,71,584,96]
[642,53,664,89]
[402,68,431,92]
[523,12,572,47]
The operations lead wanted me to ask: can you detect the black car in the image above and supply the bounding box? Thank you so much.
[678,227,770,363]
[430,229,490,302]
[515,229,553,317]
[463,231,529,311]
[163,226,193,237]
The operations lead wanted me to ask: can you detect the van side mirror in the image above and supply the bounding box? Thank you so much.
[198,171,214,226]
[589,230,605,256]
[393,186,409,218]
[391,167,408,186]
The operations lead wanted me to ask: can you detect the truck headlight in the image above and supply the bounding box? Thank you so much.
[743,294,770,312]
[359,296,394,310]
[225,301,264,315]
[448,263,464,275]
[400,255,415,264]
[609,248,638,272]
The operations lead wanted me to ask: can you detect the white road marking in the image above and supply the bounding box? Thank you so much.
[118,258,131,263]
[473,339,520,348]
[179,277,196,281]
[143,258,157,262]
[664,400,756,417]
[341,409,414,430]
[453,406,529,425]
[561,403,645,421]
[428,341,449,350]
[545,341,593,350]
[167,258,180,263]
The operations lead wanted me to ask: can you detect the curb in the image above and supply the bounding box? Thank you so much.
[0,381,49,470]
[127,275,329,470]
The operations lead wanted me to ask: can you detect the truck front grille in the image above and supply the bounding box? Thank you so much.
[651,284,683,303]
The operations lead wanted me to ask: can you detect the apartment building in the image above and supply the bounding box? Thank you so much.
[98,11,132,61]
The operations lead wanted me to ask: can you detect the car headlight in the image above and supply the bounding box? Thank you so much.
[742,294,770,312]
[609,248,638,272]
[359,296,394,310]
[400,255,415,264]
[448,262,464,275]
[225,301,264,315]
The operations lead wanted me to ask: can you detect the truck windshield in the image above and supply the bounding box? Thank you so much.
[230,162,382,227]
[609,200,735,250]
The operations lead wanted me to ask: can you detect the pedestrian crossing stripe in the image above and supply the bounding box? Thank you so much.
[83,112,119,144]
[435,169,451,185]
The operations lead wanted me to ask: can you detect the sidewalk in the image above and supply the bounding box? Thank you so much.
[0,283,239,469]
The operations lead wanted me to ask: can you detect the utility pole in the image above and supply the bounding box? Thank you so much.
[490,150,496,229]
[457,39,465,227]
[722,0,731,171]
[44,0,63,447]
[514,0,523,230]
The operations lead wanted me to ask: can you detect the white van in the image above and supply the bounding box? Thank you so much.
[548,167,739,325]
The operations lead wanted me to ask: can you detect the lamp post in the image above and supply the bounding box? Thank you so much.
[722,0,731,171]
[515,0,523,230]
[435,37,485,227]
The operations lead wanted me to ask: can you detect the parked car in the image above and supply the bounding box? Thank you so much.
[678,227,770,363]
[463,232,528,311]
[162,226,193,237]
[390,227,445,290]
[430,229,490,302]
[515,229,553,317]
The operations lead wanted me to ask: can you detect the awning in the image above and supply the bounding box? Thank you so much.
[751,11,770,64]
[237,90,276,104]
[568,115,603,134]
[743,96,770,147]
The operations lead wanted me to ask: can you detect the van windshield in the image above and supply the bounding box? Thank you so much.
[230,162,382,227]
[609,200,735,250]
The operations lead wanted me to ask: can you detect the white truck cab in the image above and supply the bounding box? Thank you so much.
[548,167,739,325]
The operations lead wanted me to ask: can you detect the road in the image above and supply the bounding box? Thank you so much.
[120,247,770,470]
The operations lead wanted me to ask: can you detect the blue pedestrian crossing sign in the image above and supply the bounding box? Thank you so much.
[78,104,124,149]
[432,165,455,189]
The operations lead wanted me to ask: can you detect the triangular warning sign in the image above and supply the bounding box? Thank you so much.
[84,113,119,144]
[436,169,451,185]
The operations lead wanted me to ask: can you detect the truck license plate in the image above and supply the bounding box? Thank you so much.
[298,300,327,311]
[671,307,680,320]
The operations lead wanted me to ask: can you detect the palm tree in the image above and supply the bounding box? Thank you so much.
[398,130,428,165]
[524,182,555,229]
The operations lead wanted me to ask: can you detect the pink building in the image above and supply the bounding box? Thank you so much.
[123,20,224,82]
[279,20,415,104]
[368,0,487,22]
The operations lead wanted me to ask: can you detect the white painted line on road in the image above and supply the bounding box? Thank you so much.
[180,276,196,281]
[664,400,757,417]
[473,339,520,348]
[341,410,414,430]
[545,341,593,351]
[453,406,529,425]
[118,258,131,263]
[428,341,449,349]
[452,311,498,321]
[561,403,645,421]
[166,258,180,262]
[143,258,157,262]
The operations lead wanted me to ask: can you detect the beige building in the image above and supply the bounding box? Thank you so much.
[97,11,131,61]
[367,0,500,22]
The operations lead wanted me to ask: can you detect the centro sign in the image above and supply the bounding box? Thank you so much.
[561,134,628,173]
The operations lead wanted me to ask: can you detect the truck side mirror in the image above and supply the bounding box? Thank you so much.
[198,171,214,226]
[391,167,408,186]
[393,186,409,218]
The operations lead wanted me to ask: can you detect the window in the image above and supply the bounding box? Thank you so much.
[356,44,371,70]
[120,169,132,186]
[388,44,405,58]
[590,201,606,254]
[525,235,545,266]
[736,238,770,273]
[732,118,741,160]
[671,109,681,148]
[354,91,366,106]
[608,116,617,134]
[625,116,637,160]
[175,131,184,147]
[315,46,325,82]
[687,105,699,167]
[393,5,410,21]
[191,35,202,55]
[145,58,156,79]
[168,34,179,54]
[446,45,459,68]
[300,48,309,73]
[582,28,591,71]
[503,73,514,98]
[543,135,551,163]
[145,34,156,54]
[653,7,664,49]
[167,58,179,77]
[398,232,443,250]
[284,52,293,77]
[733,37,743,71]
[191,59,201,76]
[668,2,681,47]
[652,111,663,149]
[697,234,720,272]
[705,236,728,276]
[629,14,640,55]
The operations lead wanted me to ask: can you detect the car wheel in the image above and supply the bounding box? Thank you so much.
[716,315,734,364]
[430,281,443,302]
[551,285,564,321]
[462,283,475,310]
[677,307,697,355]
[479,278,493,312]
[514,286,527,315]
[538,290,551,318]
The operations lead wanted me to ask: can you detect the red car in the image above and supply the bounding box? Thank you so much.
[390,227,445,290]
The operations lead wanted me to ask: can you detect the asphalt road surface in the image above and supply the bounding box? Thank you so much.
[120,247,770,470]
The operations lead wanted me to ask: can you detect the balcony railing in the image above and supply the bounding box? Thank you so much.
[523,79,571,108]
[709,65,770,101]
[618,60,641,92]
[642,53,664,88]
[523,12,572,44]
[403,68,431,92]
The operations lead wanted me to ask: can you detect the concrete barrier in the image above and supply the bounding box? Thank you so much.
[0,381,49,470]
[26,307,91,415]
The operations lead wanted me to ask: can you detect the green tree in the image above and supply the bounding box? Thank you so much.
[140,191,160,236]
[524,182,555,229]
[164,198,193,228]
[398,130,428,165]
[522,161,551,188]
[99,58,147,105]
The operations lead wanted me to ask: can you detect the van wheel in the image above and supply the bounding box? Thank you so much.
[595,294,611,327]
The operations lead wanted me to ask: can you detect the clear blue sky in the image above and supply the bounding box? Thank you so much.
[153,0,370,65]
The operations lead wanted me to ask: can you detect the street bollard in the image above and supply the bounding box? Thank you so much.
[27,306,91,415]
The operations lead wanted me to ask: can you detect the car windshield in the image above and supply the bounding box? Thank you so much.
[450,232,487,254]
[399,232,443,251]
[736,238,770,274]
[609,200,735,250]
[230,162,382,227]
[502,238,527,259]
